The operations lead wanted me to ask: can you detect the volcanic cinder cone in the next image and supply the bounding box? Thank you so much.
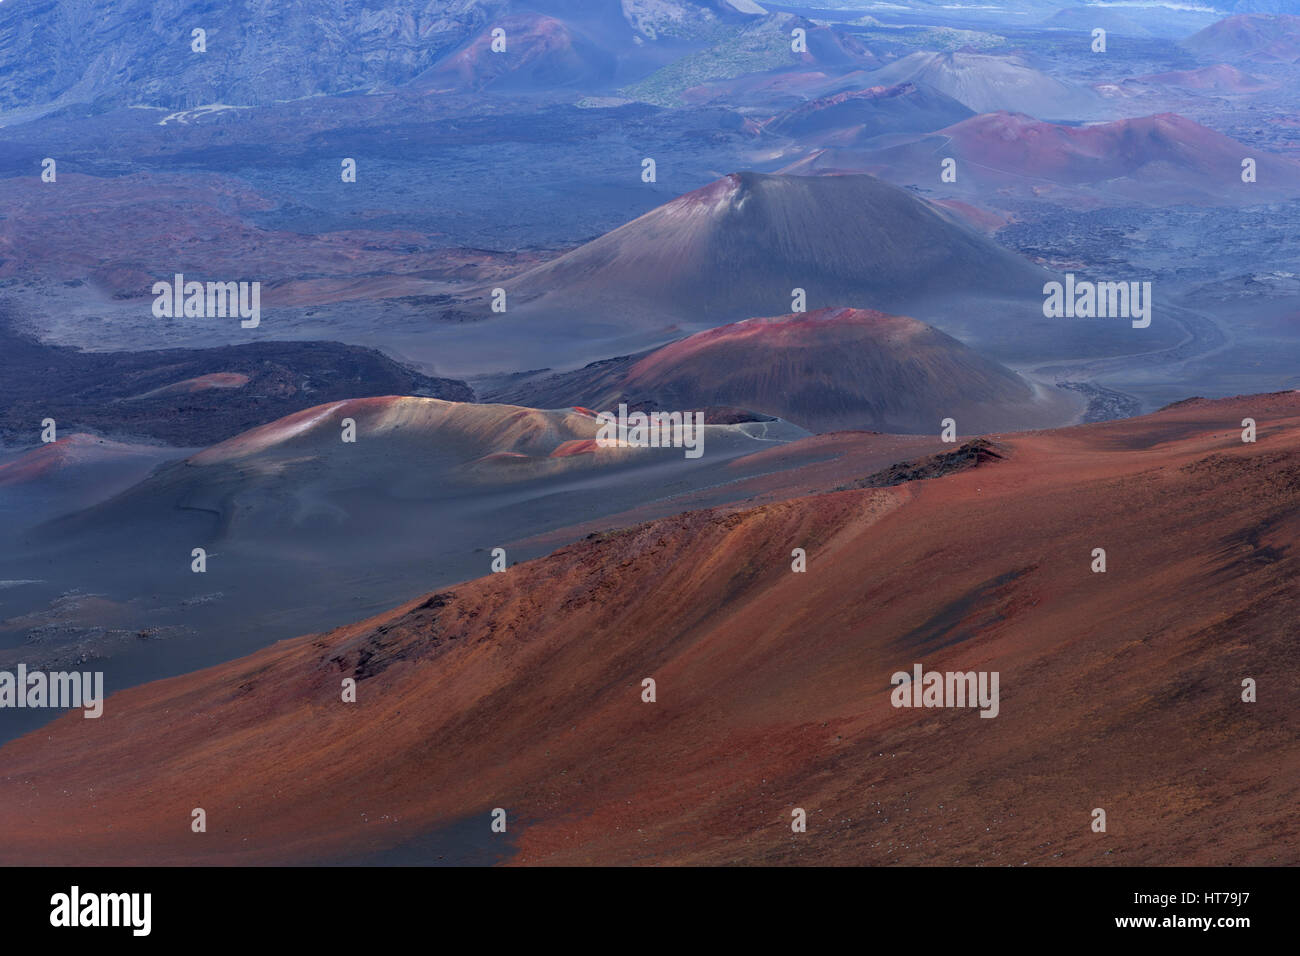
[864,51,1106,119]
[503,171,1048,333]
[489,307,1081,434]
[766,82,973,144]
[1183,14,1300,63]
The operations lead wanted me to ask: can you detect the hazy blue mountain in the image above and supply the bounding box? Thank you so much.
[0,0,762,114]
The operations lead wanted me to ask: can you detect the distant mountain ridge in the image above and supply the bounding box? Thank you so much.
[0,0,763,113]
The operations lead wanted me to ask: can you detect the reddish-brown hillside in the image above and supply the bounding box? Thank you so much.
[490,307,1078,434]
[1,393,1297,865]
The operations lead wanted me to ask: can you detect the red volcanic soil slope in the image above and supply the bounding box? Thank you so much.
[414,13,614,92]
[616,307,1065,433]
[851,111,1300,203]
[491,307,1078,434]
[124,372,250,401]
[938,111,1290,187]
[1,393,1298,865]
[1125,64,1272,93]
[1183,14,1300,63]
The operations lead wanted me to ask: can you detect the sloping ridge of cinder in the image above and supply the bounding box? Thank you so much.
[2,392,1298,866]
